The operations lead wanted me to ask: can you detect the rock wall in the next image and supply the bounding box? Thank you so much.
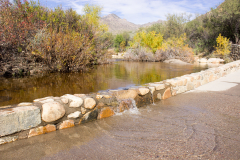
[1,60,240,145]
[231,44,240,60]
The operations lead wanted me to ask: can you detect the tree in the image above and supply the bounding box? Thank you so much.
[114,34,124,48]
[82,4,108,33]
[214,33,231,55]
[121,31,131,46]
[210,0,240,44]
[130,31,163,53]
[146,23,166,35]
[164,13,192,39]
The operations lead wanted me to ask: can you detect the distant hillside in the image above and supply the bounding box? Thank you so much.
[140,19,164,28]
[100,14,163,34]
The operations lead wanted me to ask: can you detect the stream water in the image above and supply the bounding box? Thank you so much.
[0,61,210,106]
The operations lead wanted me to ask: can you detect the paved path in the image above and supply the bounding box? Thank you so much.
[1,70,240,160]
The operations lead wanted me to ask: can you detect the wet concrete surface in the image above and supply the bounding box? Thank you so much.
[1,71,240,160]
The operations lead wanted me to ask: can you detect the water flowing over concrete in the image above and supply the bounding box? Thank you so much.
[1,70,240,159]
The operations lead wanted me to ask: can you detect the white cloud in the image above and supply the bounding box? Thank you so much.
[39,0,224,24]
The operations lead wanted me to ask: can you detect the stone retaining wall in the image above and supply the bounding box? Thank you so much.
[231,44,240,60]
[1,60,240,145]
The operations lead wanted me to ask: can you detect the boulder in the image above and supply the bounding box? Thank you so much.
[148,83,165,90]
[74,94,86,98]
[198,58,208,63]
[62,95,83,108]
[98,107,115,119]
[208,58,224,64]
[67,111,81,119]
[17,102,32,106]
[162,88,172,100]
[28,126,45,138]
[40,98,54,104]
[96,95,103,99]
[138,88,150,96]
[28,124,56,138]
[59,120,75,130]
[84,98,96,109]
[0,136,18,145]
[42,102,65,122]
[80,109,98,124]
[0,106,41,137]
[45,124,56,133]
[112,89,138,100]
[61,98,69,104]
[164,59,190,65]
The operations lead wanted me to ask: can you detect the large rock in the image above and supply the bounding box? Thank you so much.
[84,98,96,109]
[59,120,75,130]
[138,88,150,96]
[45,124,56,133]
[0,136,18,145]
[67,111,81,119]
[33,97,54,103]
[42,102,65,122]
[98,107,115,119]
[0,106,41,137]
[80,109,98,124]
[164,59,190,65]
[28,124,56,138]
[61,98,69,104]
[17,102,32,106]
[162,88,172,100]
[198,58,208,63]
[40,98,54,104]
[28,126,46,138]
[112,89,138,100]
[62,94,83,108]
[148,83,165,90]
[208,58,224,64]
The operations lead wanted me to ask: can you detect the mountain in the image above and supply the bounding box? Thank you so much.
[100,14,163,34]
[140,19,164,28]
[101,14,139,33]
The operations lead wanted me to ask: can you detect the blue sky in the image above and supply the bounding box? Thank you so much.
[32,0,224,24]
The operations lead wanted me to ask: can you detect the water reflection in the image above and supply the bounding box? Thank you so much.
[0,61,208,106]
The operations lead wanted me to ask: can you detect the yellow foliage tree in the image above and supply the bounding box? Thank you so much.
[82,4,108,33]
[161,33,187,49]
[130,31,163,53]
[120,41,126,52]
[160,33,194,54]
[214,34,231,56]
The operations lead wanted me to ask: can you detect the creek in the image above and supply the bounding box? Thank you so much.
[0,61,210,106]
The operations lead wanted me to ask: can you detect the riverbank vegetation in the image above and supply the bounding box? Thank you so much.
[114,0,239,62]
[0,0,239,77]
[0,0,112,77]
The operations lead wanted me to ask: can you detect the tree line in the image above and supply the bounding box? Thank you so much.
[111,0,239,61]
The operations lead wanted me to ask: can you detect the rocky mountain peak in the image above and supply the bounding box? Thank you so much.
[101,14,164,34]
[102,13,121,20]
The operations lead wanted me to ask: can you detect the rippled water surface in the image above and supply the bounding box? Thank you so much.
[0,61,209,106]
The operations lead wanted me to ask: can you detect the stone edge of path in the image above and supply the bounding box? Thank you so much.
[1,60,240,145]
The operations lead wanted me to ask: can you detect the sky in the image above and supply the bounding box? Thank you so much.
[32,0,224,24]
